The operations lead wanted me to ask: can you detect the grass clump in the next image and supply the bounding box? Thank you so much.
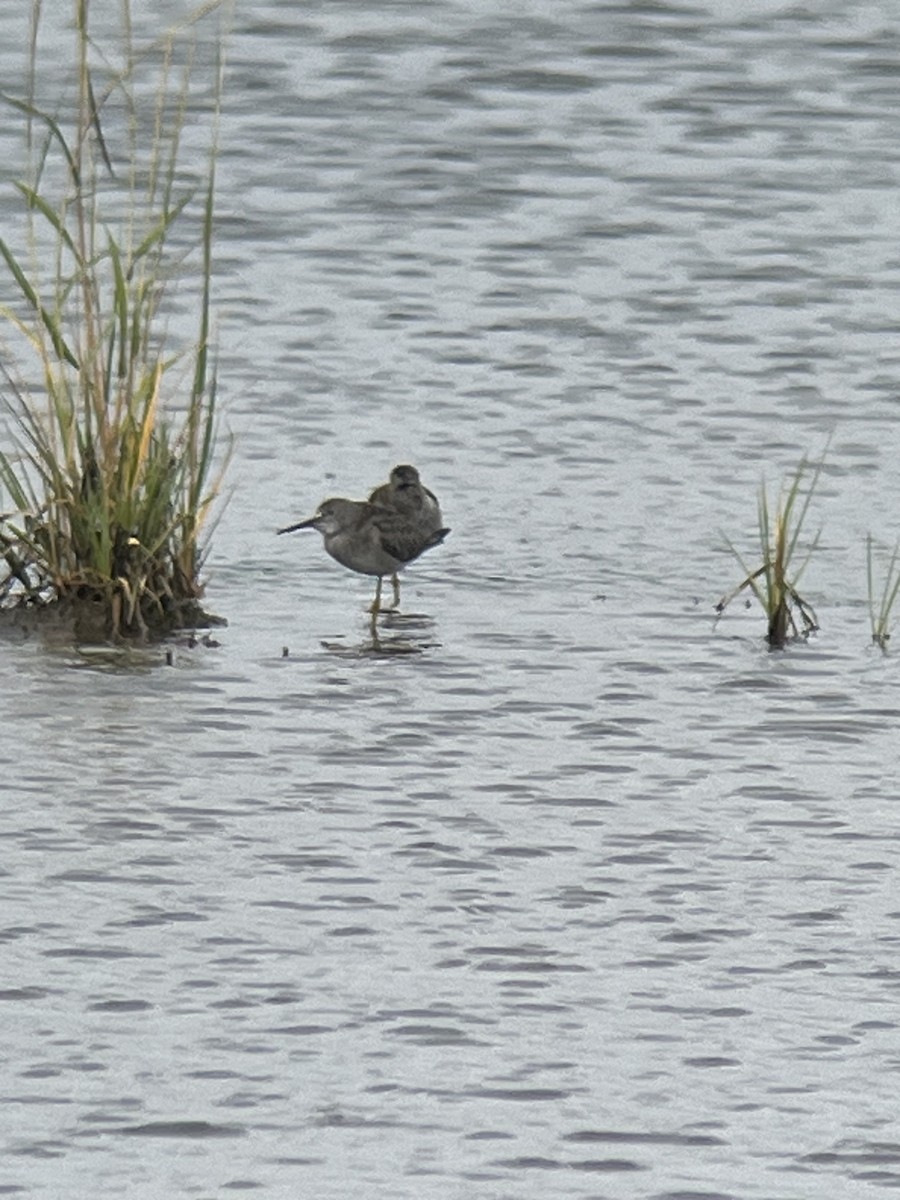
[866,535,900,651]
[716,450,825,648]
[0,1,230,640]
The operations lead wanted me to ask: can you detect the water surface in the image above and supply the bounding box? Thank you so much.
[2,2,900,1197]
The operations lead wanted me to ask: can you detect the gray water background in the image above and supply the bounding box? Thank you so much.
[2,1,900,1197]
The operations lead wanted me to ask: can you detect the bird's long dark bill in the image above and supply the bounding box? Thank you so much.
[277,516,318,535]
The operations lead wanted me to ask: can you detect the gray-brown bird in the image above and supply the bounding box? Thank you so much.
[367,465,443,608]
[278,497,449,623]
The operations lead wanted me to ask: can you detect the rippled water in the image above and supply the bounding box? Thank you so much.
[3,2,900,1197]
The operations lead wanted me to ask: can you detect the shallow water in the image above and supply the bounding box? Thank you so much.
[3,2,900,1198]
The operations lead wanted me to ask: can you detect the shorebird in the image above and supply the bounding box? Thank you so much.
[368,465,443,608]
[278,497,449,624]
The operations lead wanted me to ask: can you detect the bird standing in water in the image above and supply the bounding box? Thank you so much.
[278,496,449,626]
[367,464,443,608]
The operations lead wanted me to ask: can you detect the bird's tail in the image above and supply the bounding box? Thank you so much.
[423,527,451,552]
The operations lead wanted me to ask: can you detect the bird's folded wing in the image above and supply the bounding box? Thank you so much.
[378,519,449,564]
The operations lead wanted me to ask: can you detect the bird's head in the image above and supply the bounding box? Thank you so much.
[277,497,349,537]
[390,464,421,490]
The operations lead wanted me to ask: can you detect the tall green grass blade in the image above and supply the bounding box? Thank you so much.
[12,181,81,263]
[867,534,877,640]
[783,439,830,582]
[0,238,79,367]
[129,193,193,271]
[86,72,114,178]
[867,535,900,649]
[881,547,900,628]
[0,91,79,184]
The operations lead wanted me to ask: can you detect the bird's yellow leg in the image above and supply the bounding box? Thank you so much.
[389,572,401,609]
[369,575,383,615]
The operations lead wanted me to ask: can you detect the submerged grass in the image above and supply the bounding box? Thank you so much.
[0,1,230,640]
[716,450,826,647]
[866,535,900,651]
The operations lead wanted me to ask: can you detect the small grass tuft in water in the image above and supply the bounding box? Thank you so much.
[866,534,900,652]
[0,1,230,641]
[716,450,826,648]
